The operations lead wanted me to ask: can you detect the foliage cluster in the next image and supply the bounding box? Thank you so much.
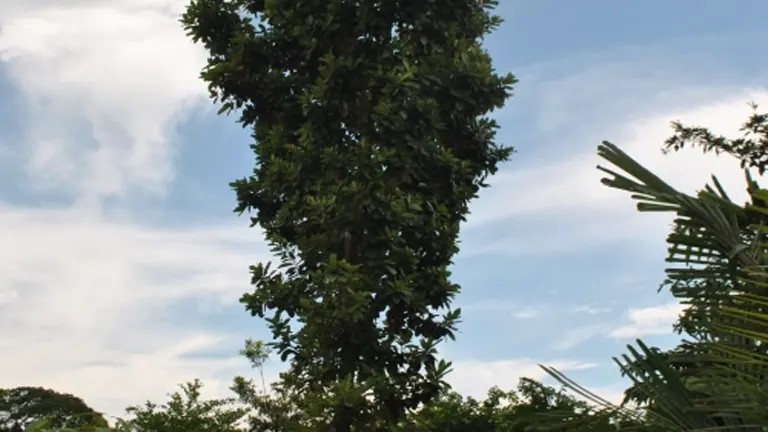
[180,0,514,430]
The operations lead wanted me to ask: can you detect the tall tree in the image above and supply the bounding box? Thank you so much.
[181,0,514,430]
[0,387,107,432]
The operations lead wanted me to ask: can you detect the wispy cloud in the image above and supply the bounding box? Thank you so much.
[609,302,686,339]
[512,307,540,319]
[0,0,207,204]
[0,204,274,416]
[462,300,541,319]
[572,305,612,315]
[462,89,766,259]
[460,31,768,263]
[448,358,597,399]
[462,299,521,312]
[552,324,607,351]
[0,1,250,415]
[550,301,685,350]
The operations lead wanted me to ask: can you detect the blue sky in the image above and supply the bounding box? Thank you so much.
[1,0,767,418]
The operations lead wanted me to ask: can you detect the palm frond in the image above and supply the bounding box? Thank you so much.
[533,141,768,432]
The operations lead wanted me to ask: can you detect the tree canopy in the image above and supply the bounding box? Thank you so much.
[181,0,515,430]
[0,387,107,432]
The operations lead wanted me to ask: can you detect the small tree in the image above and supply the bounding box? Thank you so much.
[114,380,247,432]
[400,378,612,432]
[182,0,515,430]
[0,387,107,432]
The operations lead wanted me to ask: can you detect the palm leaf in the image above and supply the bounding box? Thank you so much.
[533,141,768,432]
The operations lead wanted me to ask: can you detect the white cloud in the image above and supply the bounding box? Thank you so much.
[464,91,766,259]
[550,301,685,349]
[0,0,207,203]
[463,41,768,257]
[0,0,239,416]
[550,301,686,349]
[609,302,686,339]
[0,204,274,417]
[508,89,758,217]
[447,358,597,400]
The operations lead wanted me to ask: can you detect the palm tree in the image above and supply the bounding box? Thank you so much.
[534,140,768,432]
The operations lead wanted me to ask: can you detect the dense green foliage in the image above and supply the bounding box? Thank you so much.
[8,345,605,432]
[19,377,606,432]
[0,387,107,432]
[114,381,247,432]
[181,0,514,430]
[399,378,613,432]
